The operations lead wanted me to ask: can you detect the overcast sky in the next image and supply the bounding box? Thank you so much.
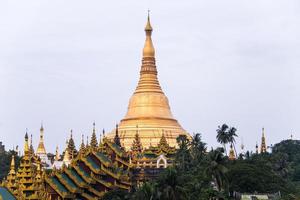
[0,0,299,153]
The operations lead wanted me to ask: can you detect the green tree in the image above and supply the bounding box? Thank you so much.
[175,135,191,171]
[190,133,207,163]
[133,182,158,200]
[227,127,238,157]
[102,189,131,200]
[216,124,229,156]
[205,148,228,192]
[157,168,187,200]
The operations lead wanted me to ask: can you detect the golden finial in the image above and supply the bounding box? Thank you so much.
[143,11,155,58]
[63,141,70,165]
[260,127,267,153]
[145,10,153,32]
[37,123,47,155]
[55,146,60,161]
[10,154,15,171]
[24,131,29,155]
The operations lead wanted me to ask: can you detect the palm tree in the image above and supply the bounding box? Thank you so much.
[216,124,229,156]
[157,168,187,200]
[191,133,207,162]
[175,135,191,171]
[205,148,228,193]
[133,182,158,200]
[227,127,238,157]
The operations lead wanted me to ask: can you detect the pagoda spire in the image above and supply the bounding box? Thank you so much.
[114,124,121,147]
[229,144,236,160]
[9,154,15,173]
[29,134,34,155]
[157,130,170,152]
[55,146,60,161]
[68,130,77,158]
[24,131,29,156]
[131,125,143,154]
[79,134,86,154]
[90,122,98,148]
[63,141,70,166]
[5,154,17,192]
[260,127,267,153]
[108,12,188,150]
[143,11,155,58]
[134,12,163,94]
[36,123,47,155]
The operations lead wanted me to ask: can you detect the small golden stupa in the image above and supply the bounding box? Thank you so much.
[107,14,189,150]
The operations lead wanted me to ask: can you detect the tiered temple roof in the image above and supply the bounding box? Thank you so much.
[2,133,44,200]
[44,138,132,199]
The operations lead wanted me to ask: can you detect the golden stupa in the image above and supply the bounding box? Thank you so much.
[107,14,189,150]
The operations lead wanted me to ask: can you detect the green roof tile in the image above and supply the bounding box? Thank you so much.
[0,187,16,200]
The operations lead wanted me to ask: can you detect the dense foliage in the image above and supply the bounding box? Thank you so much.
[103,125,300,200]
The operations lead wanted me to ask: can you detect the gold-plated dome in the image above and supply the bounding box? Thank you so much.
[107,14,189,150]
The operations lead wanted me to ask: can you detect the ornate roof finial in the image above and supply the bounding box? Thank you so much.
[145,10,152,32]
[24,131,29,155]
[143,11,155,58]
[79,134,86,154]
[68,130,77,158]
[260,127,267,153]
[10,154,15,172]
[114,124,121,147]
[90,122,98,148]
[63,144,70,166]
[37,123,47,155]
[131,125,143,154]
[6,154,16,185]
[30,134,34,155]
[55,146,60,161]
